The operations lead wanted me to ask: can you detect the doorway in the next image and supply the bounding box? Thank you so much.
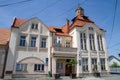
[65,64,72,76]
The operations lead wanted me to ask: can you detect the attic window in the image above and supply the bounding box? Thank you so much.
[54,28,63,33]
[31,23,38,29]
[89,27,93,30]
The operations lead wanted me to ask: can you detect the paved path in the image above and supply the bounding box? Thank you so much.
[1,74,120,80]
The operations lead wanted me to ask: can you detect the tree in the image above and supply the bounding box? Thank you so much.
[69,59,77,73]
[111,62,120,68]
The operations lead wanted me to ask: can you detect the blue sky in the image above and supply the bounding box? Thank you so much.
[0,0,120,58]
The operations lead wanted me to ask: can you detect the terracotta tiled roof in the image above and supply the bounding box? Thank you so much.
[47,26,71,37]
[0,28,11,45]
[69,15,94,31]
[12,18,27,28]
[47,26,56,32]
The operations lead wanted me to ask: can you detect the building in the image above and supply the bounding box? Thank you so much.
[109,55,120,73]
[5,7,109,78]
[109,55,120,67]
[0,28,11,78]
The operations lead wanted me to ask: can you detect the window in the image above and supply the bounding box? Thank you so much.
[41,38,47,48]
[56,37,61,46]
[57,63,63,69]
[82,58,88,71]
[80,33,87,50]
[92,58,97,71]
[97,35,103,51]
[89,27,93,30]
[34,64,44,71]
[89,34,95,50]
[31,23,38,29]
[66,42,70,47]
[19,36,26,46]
[16,63,27,71]
[100,58,106,71]
[31,37,36,47]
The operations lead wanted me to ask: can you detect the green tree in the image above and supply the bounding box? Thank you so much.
[69,59,77,73]
[111,62,120,68]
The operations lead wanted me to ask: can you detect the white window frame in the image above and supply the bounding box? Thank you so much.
[31,37,36,47]
[100,58,106,71]
[16,63,27,71]
[82,58,88,71]
[80,33,87,50]
[97,34,103,51]
[19,36,26,46]
[89,34,95,50]
[34,64,44,71]
[41,37,47,48]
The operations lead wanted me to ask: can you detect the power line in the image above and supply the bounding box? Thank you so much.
[44,0,88,23]
[0,0,32,7]
[108,0,118,46]
[108,42,120,49]
[29,0,62,17]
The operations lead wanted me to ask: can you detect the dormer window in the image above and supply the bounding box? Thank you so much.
[31,23,38,29]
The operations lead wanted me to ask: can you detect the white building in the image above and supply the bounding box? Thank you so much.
[5,7,109,78]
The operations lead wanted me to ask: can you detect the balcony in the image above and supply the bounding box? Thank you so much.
[51,46,77,57]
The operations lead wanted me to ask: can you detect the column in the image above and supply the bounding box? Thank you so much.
[76,30,81,77]
[94,31,101,72]
[86,29,92,73]
[102,33,110,72]
[52,57,56,75]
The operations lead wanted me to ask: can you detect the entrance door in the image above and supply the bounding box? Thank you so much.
[65,64,72,76]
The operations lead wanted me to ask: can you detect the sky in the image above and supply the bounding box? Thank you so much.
[0,0,120,58]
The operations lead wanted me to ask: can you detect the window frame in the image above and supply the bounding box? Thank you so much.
[30,37,36,47]
[34,64,44,71]
[16,63,27,71]
[19,36,26,46]
[41,37,47,48]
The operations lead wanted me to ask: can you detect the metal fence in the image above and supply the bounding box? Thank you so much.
[110,67,120,72]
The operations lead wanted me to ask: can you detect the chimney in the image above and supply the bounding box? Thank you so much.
[66,19,69,33]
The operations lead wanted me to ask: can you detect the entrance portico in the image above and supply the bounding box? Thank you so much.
[51,46,77,76]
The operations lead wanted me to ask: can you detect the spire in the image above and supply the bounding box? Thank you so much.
[76,6,84,16]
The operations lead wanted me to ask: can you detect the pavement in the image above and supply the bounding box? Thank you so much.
[1,74,120,80]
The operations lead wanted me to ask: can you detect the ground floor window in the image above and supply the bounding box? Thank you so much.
[16,63,27,71]
[57,63,63,69]
[82,58,88,71]
[34,64,44,71]
[92,58,97,71]
[100,58,106,71]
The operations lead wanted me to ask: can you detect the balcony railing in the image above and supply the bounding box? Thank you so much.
[51,46,77,54]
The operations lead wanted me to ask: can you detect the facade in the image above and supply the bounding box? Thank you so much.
[0,28,10,78]
[5,7,109,78]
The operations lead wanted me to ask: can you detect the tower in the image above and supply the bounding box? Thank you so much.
[76,7,84,16]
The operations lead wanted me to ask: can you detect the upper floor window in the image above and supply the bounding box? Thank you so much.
[41,38,46,48]
[30,37,36,47]
[80,33,87,50]
[19,36,26,46]
[89,27,94,31]
[89,34,95,50]
[31,23,38,29]
[34,64,44,71]
[65,42,71,47]
[97,35,103,51]
[56,37,61,46]
[16,63,27,71]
